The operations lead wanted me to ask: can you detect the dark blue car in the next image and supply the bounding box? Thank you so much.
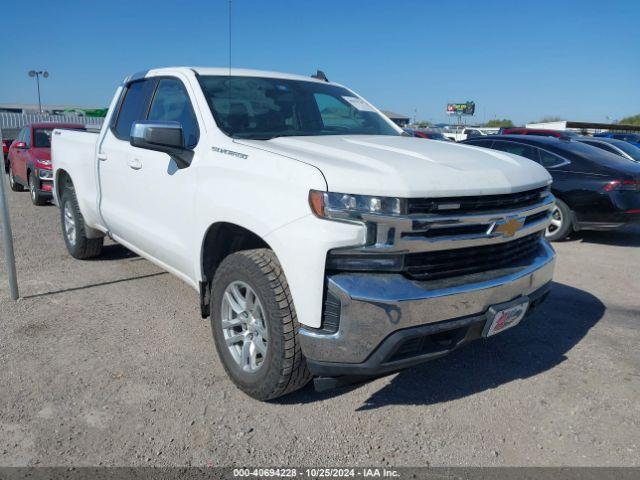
[594,132,640,148]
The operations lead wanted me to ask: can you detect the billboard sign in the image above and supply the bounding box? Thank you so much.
[447,101,475,116]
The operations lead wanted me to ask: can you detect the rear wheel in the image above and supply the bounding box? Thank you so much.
[60,187,103,259]
[210,249,311,400]
[29,171,47,205]
[545,198,572,241]
[8,167,23,192]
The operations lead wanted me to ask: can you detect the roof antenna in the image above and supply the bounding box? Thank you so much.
[311,70,329,82]
[228,0,232,77]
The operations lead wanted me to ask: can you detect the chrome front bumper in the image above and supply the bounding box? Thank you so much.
[300,240,556,366]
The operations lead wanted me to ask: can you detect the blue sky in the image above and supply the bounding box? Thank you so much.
[1,0,639,125]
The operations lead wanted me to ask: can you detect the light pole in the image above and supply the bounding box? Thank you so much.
[28,70,49,113]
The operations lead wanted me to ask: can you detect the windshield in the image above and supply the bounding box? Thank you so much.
[612,140,640,161]
[33,128,54,148]
[198,75,400,140]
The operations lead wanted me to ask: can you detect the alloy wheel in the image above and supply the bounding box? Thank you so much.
[63,202,77,246]
[546,206,563,237]
[220,280,269,373]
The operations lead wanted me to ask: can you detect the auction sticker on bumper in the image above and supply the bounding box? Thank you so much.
[483,299,529,337]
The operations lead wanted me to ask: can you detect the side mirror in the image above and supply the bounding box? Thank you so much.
[130,120,193,168]
[14,141,28,149]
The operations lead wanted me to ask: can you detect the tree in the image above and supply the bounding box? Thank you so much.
[618,114,640,126]
[417,121,432,128]
[530,116,563,124]
[483,118,514,128]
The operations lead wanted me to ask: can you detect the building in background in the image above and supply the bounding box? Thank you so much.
[0,103,106,117]
[382,110,411,127]
[526,120,640,135]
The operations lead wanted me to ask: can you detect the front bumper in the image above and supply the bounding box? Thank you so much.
[300,240,555,377]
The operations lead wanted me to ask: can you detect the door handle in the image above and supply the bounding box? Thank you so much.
[128,158,142,170]
[97,153,107,161]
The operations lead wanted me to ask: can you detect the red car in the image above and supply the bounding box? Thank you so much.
[3,138,13,172]
[7,122,85,205]
[500,127,577,138]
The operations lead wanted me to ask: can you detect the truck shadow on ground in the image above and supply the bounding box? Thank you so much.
[570,225,640,247]
[279,282,604,409]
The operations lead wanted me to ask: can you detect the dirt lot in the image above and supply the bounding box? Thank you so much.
[1,181,639,467]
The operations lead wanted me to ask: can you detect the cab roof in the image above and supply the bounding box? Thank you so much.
[138,66,336,85]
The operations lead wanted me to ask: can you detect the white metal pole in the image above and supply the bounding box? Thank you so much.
[0,128,19,300]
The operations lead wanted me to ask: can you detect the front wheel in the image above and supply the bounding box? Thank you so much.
[60,188,103,259]
[545,198,573,241]
[210,249,311,400]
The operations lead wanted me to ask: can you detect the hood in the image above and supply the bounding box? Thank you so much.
[238,135,551,197]
[31,147,51,161]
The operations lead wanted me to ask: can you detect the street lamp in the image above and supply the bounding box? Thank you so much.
[28,70,49,113]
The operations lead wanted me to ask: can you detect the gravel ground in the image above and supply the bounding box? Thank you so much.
[0,181,639,467]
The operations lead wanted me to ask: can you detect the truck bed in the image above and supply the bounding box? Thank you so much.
[51,129,103,230]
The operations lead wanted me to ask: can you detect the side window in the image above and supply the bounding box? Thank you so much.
[113,79,156,140]
[539,150,568,168]
[147,79,200,149]
[492,140,537,161]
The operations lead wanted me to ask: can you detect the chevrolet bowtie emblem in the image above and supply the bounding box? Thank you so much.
[493,218,524,237]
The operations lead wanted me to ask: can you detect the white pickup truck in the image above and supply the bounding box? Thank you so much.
[52,67,556,400]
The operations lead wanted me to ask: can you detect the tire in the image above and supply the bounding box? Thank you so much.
[545,198,573,241]
[210,249,312,400]
[60,187,103,259]
[8,167,23,192]
[29,171,47,205]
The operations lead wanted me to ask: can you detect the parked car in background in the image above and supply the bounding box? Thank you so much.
[575,136,640,163]
[441,126,498,142]
[7,122,85,205]
[500,127,578,138]
[462,135,640,241]
[594,132,640,148]
[403,128,453,141]
[3,138,13,172]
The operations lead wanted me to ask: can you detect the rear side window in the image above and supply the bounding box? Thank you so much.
[491,140,537,161]
[583,141,618,155]
[113,80,155,140]
[539,150,568,168]
[147,79,200,149]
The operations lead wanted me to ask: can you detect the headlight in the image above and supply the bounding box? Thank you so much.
[309,190,404,219]
[38,169,53,180]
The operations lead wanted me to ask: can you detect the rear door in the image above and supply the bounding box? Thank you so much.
[16,127,31,181]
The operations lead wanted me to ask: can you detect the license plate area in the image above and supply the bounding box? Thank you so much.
[482,297,530,337]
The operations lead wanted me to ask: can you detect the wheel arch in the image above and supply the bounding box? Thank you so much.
[199,221,272,318]
[55,168,74,204]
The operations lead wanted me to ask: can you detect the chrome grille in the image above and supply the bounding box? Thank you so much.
[407,187,550,215]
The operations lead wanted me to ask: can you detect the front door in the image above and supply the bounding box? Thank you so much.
[99,76,200,280]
